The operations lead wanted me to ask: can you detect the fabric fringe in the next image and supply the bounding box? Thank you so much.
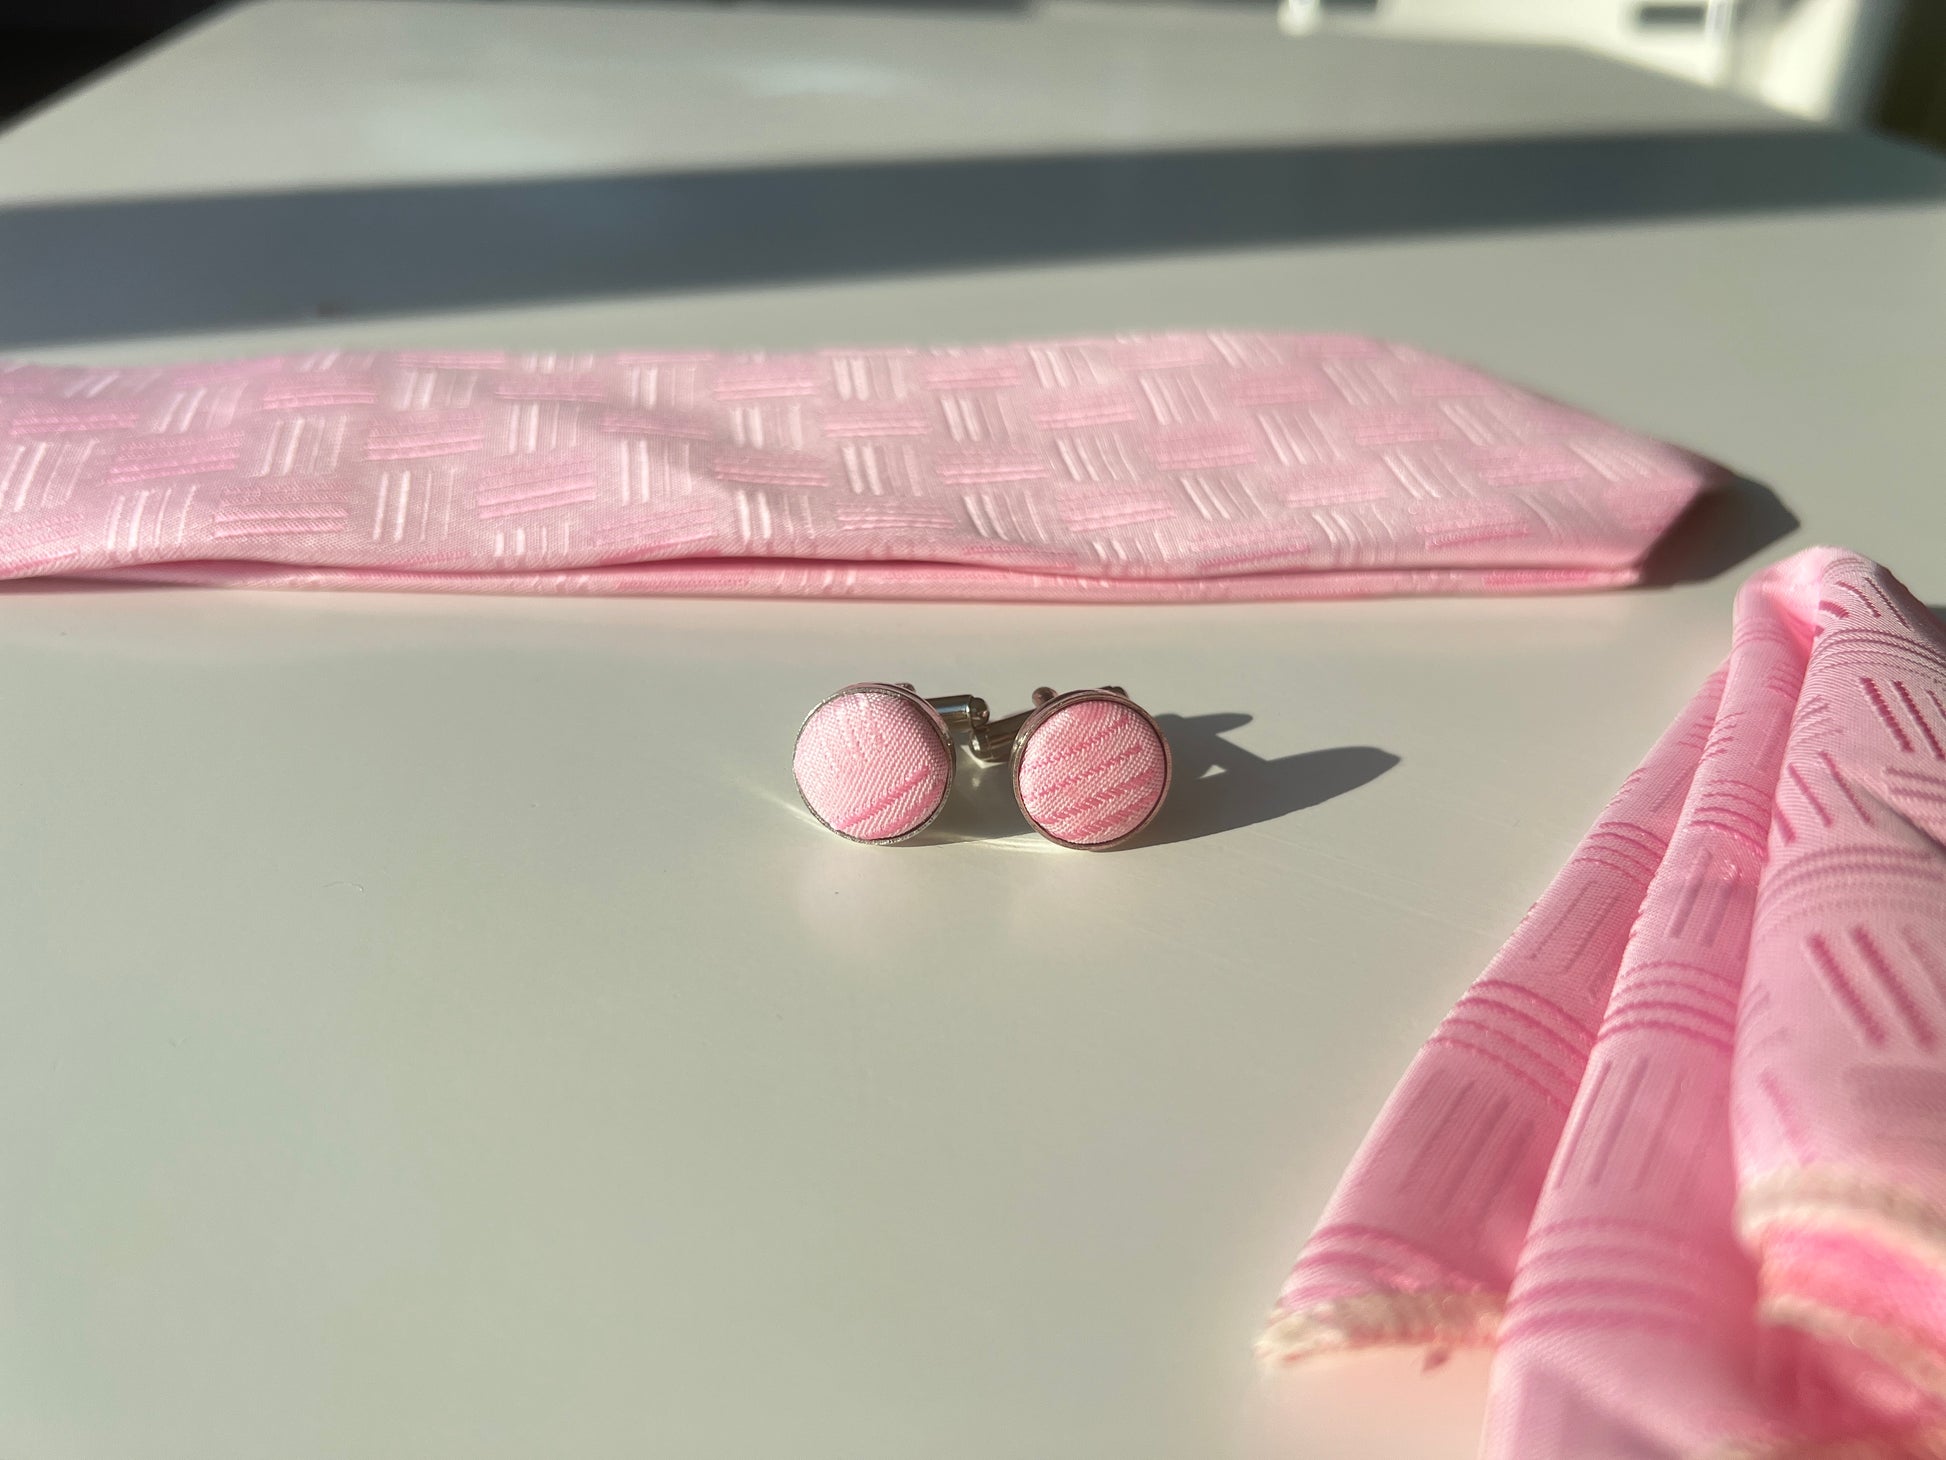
[1709,1420,1946,1460]
[1741,1169,1946,1269]
[1255,1290,1504,1366]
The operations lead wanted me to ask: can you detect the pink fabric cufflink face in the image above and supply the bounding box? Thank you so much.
[1003,690,1172,850]
[791,684,960,844]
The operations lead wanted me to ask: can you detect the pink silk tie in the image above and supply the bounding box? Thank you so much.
[0,335,1710,598]
[1262,548,1946,1458]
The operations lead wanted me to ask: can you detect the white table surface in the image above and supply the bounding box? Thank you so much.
[1,4,1943,1457]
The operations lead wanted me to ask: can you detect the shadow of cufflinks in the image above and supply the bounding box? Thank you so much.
[919,710,1399,848]
[1146,714,1399,846]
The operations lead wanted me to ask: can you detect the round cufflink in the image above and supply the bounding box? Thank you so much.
[792,683,988,844]
[972,686,1171,850]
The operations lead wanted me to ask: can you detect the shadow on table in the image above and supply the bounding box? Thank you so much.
[5,127,1946,344]
[1145,714,1399,846]
[916,712,1397,848]
[1636,474,1800,587]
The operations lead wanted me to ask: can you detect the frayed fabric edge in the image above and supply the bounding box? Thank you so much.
[1707,1417,1946,1460]
[1760,1293,1946,1411]
[1741,1168,1946,1402]
[1255,1290,1504,1367]
[1741,1168,1946,1271]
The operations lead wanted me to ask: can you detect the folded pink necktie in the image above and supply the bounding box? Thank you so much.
[0,335,1711,598]
[1262,547,1946,1457]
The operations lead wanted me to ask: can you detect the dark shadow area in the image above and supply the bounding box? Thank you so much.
[1874,0,1946,156]
[1145,713,1399,845]
[1635,474,1801,587]
[0,4,216,125]
[6,127,1946,344]
[0,28,140,120]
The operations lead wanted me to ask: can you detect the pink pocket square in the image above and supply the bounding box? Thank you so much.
[1263,548,1946,1458]
[0,335,1712,599]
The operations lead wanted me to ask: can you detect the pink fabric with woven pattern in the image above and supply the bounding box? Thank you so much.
[1015,699,1169,846]
[792,689,950,842]
[0,335,1712,599]
[1262,548,1946,1458]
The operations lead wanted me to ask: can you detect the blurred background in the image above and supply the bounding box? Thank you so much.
[5,0,1946,147]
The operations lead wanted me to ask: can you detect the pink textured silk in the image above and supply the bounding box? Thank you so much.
[792,689,951,843]
[1015,699,1170,847]
[0,336,1712,600]
[1261,548,1946,1458]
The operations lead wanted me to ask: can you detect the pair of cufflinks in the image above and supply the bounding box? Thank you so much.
[792,683,1172,850]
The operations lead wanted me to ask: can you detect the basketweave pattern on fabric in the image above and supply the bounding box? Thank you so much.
[1260,548,1946,1458]
[792,692,951,843]
[1015,700,1169,847]
[0,333,1712,599]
